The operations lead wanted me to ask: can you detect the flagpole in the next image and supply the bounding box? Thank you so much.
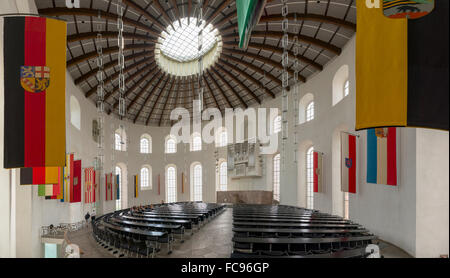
[341,131,361,138]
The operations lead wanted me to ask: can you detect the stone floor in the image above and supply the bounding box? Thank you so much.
[67,208,411,258]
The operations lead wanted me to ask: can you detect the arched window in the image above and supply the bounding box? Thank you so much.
[306,101,314,122]
[70,96,81,130]
[140,134,151,154]
[217,129,228,147]
[344,80,350,97]
[193,164,202,201]
[166,166,177,203]
[219,161,228,191]
[306,147,314,209]
[115,166,122,211]
[140,138,149,153]
[165,135,177,154]
[332,65,349,106]
[140,166,152,189]
[273,154,281,202]
[298,93,314,125]
[191,133,202,151]
[273,115,281,134]
[115,133,122,151]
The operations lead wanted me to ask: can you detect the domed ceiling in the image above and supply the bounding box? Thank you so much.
[36,0,356,126]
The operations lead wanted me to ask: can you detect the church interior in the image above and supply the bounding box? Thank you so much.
[0,0,448,260]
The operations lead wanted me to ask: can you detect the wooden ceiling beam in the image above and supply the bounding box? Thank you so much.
[220,53,282,87]
[133,72,165,123]
[210,67,248,109]
[68,43,154,67]
[204,0,233,26]
[68,31,156,44]
[222,31,341,55]
[158,77,178,126]
[215,64,261,105]
[222,47,306,82]
[85,58,152,98]
[126,69,162,111]
[203,75,220,109]
[146,75,172,125]
[111,66,160,110]
[105,65,156,106]
[122,0,166,31]
[151,0,175,29]
[224,41,323,71]
[219,13,356,33]
[74,51,152,85]
[170,0,182,26]
[38,8,161,36]
[218,58,275,99]
[206,70,233,109]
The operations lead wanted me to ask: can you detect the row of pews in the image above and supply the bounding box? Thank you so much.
[231,204,377,258]
[92,202,226,258]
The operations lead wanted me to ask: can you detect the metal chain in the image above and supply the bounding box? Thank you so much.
[197,0,204,113]
[281,0,289,172]
[292,18,300,164]
[95,13,105,212]
[117,0,126,117]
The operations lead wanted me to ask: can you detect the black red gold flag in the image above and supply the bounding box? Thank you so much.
[1,16,66,168]
[356,0,448,131]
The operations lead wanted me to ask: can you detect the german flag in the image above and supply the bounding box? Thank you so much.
[356,0,448,131]
[20,167,59,185]
[1,16,66,168]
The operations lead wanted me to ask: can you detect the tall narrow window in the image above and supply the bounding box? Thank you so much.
[219,161,228,191]
[140,138,149,154]
[115,166,122,211]
[344,80,350,97]
[273,115,281,133]
[140,167,150,189]
[193,164,202,201]
[344,192,349,219]
[166,166,177,203]
[306,147,314,209]
[166,136,177,153]
[273,154,281,202]
[218,130,228,147]
[115,133,122,151]
[306,101,314,122]
[191,134,202,151]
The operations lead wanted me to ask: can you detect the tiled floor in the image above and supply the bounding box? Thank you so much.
[67,208,411,258]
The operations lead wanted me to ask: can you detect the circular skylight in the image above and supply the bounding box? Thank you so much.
[160,17,219,62]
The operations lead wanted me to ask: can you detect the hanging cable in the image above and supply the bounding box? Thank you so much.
[117,0,126,118]
[281,0,289,172]
[95,12,105,210]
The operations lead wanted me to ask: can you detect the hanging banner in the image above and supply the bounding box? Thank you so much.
[2,16,66,168]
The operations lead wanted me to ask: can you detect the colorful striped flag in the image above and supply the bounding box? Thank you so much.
[367,128,398,186]
[38,167,63,199]
[313,152,323,193]
[71,160,82,203]
[341,132,357,194]
[84,167,96,203]
[1,16,66,168]
[115,174,120,200]
[20,167,59,185]
[62,154,74,202]
[105,173,113,201]
[356,1,448,131]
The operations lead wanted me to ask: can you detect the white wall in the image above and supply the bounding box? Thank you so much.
[415,129,449,258]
